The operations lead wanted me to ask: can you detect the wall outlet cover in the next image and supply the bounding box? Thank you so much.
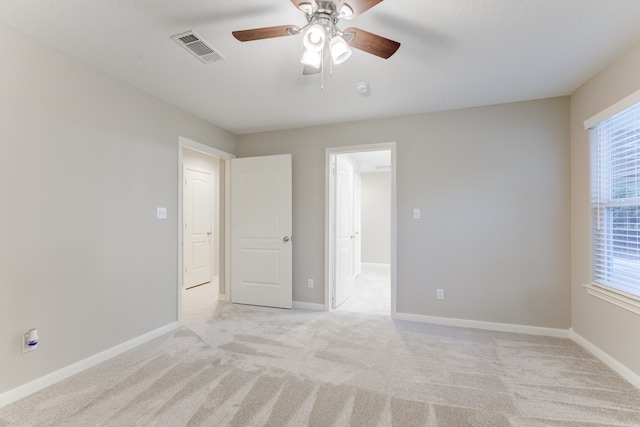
[157,207,168,219]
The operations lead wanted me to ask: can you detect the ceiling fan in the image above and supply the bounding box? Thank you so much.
[232,0,400,75]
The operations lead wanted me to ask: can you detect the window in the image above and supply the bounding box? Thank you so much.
[590,101,640,298]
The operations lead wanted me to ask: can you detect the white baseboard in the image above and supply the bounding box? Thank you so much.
[393,312,572,338]
[293,301,326,311]
[0,322,179,409]
[570,329,640,390]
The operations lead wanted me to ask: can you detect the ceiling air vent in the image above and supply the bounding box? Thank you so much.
[171,31,224,64]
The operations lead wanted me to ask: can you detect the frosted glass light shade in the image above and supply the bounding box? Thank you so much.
[329,36,352,64]
[339,4,354,19]
[303,25,326,53]
[301,49,322,69]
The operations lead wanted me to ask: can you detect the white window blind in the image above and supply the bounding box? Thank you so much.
[590,102,640,297]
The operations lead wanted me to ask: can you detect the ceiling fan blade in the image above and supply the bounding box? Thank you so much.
[303,65,321,75]
[232,25,300,42]
[344,27,400,59]
[337,0,383,18]
[291,0,318,14]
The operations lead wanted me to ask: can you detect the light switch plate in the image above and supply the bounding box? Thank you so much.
[157,207,167,219]
[413,208,421,219]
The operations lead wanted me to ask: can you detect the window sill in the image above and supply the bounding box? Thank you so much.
[583,283,640,316]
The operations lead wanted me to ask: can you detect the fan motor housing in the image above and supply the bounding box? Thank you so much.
[313,1,339,23]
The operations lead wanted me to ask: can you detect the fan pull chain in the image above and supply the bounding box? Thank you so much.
[321,48,324,91]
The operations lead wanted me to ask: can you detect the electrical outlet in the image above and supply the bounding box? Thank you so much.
[307,279,314,288]
[22,329,38,354]
[156,207,167,219]
[436,289,444,300]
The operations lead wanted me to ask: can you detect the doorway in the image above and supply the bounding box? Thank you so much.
[325,143,396,316]
[178,137,234,324]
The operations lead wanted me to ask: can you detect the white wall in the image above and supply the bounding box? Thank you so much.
[237,96,571,329]
[361,172,391,264]
[0,22,236,395]
[570,41,640,378]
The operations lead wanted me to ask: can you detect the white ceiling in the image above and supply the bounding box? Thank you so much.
[2,0,640,135]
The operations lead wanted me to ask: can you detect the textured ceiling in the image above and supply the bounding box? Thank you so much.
[1,0,640,135]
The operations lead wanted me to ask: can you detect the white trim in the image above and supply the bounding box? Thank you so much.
[224,158,231,300]
[584,88,640,129]
[393,312,571,338]
[583,283,640,316]
[325,142,397,315]
[570,329,640,390]
[0,322,179,409]
[292,301,325,311]
[179,136,236,160]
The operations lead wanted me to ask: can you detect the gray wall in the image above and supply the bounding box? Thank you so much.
[0,22,236,394]
[571,41,640,377]
[237,96,571,328]
[361,172,391,264]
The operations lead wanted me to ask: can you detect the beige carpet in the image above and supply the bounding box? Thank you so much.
[1,301,640,426]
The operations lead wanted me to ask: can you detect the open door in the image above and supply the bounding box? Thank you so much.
[183,166,213,288]
[335,155,356,307]
[230,154,292,308]
[354,174,362,277]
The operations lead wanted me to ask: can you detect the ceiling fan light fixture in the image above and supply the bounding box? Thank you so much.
[303,24,326,52]
[329,36,352,64]
[301,49,322,69]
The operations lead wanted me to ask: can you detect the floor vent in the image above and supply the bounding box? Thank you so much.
[171,31,224,64]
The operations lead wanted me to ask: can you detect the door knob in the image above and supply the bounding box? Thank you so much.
[283,236,290,242]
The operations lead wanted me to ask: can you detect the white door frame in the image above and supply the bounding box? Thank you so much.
[177,136,235,323]
[324,142,397,316]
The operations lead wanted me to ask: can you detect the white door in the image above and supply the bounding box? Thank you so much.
[183,166,213,288]
[335,156,355,307]
[230,154,292,309]
[354,174,362,277]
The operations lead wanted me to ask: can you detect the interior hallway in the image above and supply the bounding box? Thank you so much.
[182,262,391,320]
[336,262,391,316]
